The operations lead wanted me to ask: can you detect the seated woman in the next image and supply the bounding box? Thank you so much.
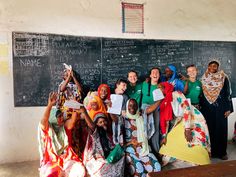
[124,99,161,176]
[38,92,86,177]
[159,91,211,166]
[83,112,125,177]
[80,86,110,156]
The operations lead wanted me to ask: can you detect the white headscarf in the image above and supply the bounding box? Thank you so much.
[126,99,149,156]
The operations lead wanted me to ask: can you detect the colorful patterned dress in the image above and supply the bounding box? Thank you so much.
[38,125,86,177]
[124,117,161,177]
[83,129,125,177]
[38,108,86,177]
[159,91,211,165]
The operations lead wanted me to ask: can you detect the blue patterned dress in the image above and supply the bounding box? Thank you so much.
[124,117,161,177]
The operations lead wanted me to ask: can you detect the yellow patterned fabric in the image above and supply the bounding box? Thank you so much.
[159,121,210,165]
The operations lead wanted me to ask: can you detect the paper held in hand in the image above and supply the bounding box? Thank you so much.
[152,88,164,101]
[64,100,83,109]
[107,94,123,115]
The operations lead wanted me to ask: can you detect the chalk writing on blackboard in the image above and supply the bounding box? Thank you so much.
[13,32,236,106]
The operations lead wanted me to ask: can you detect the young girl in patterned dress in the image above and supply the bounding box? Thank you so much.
[124,99,161,176]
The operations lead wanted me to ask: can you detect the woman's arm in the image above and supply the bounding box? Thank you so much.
[109,113,118,123]
[223,77,234,117]
[145,100,162,114]
[60,70,71,92]
[71,71,83,93]
[183,80,189,95]
[40,92,57,131]
[81,108,95,131]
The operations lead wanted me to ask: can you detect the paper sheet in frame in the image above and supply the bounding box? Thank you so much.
[64,100,83,109]
[107,94,123,115]
[152,88,164,101]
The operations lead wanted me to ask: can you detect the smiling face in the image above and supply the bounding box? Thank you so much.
[165,67,173,79]
[208,63,219,73]
[90,101,99,111]
[187,66,197,79]
[99,86,108,100]
[128,71,138,85]
[128,99,138,115]
[116,82,127,94]
[150,68,160,83]
[96,117,108,130]
[56,113,64,126]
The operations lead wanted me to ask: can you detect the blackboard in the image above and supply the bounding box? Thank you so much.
[13,32,236,106]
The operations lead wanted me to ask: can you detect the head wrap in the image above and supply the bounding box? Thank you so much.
[48,108,66,134]
[98,84,111,100]
[55,109,62,118]
[88,95,107,121]
[93,112,107,123]
[167,65,177,81]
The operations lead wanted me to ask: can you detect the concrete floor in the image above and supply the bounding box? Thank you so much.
[0,142,235,177]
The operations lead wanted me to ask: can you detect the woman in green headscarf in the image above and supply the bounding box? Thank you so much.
[38,92,88,177]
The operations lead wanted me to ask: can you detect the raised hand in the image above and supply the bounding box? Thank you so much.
[48,92,58,106]
[67,69,73,78]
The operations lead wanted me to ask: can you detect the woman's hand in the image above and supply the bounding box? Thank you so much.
[224,110,231,118]
[66,69,73,79]
[179,73,187,81]
[77,106,87,115]
[184,129,193,142]
[161,137,167,145]
[105,99,112,108]
[48,92,57,106]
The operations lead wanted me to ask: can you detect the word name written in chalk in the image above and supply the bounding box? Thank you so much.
[20,59,42,67]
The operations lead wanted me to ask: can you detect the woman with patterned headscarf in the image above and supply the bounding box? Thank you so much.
[38,92,87,177]
[200,60,233,160]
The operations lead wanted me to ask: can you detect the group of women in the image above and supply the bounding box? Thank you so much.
[38,60,233,177]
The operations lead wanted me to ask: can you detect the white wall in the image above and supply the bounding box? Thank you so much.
[0,0,235,164]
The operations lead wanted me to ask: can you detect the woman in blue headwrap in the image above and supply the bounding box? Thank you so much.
[162,65,184,92]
